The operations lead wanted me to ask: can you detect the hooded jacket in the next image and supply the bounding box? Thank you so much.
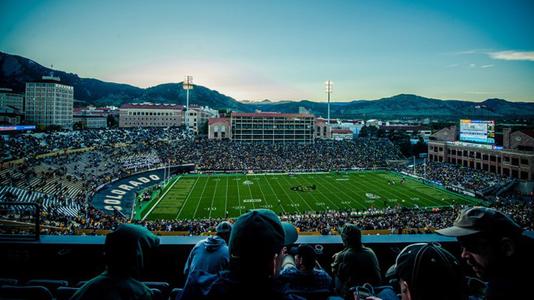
[71,224,160,300]
[331,224,381,297]
[184,235,229,276]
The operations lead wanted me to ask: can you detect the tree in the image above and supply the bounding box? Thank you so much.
[413,136,427,156]
[45,125,62,132]
[107,114,119,128]
[73,121,84,130]
[359,126,368,138]
[199,120,209,135]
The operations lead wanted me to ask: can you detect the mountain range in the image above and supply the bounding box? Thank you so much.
[2,51,534,119]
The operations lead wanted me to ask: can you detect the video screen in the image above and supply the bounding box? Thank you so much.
[459,119,495,144]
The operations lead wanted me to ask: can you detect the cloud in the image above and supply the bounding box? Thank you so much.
[469,63,476,68]
[444,49,491,56]
[488,51,534,61]
[480,64,494,68]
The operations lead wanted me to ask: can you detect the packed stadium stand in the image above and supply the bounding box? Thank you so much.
[1,127,534,300]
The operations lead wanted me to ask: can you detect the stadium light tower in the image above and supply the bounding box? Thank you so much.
[183,76,193,129]
[325,80,333,125]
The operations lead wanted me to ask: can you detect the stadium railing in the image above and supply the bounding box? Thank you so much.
[0,233,459,288]
[0,202,41,240]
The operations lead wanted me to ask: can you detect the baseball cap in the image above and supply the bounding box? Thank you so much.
[436,207,523,237]
[229,209,298,260]
[216,221,232,233]
[289,244,316,259]
[390,243,465,298]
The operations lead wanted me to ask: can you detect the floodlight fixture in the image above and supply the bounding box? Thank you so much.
[183,75,193,130]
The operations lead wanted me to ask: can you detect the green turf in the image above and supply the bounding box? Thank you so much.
[142,171,481,220]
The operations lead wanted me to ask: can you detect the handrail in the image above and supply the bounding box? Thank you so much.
[0,202,41,240]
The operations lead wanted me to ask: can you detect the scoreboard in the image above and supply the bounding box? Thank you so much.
[459,120,495,144]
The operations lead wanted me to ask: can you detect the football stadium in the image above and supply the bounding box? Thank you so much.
[138,172,481,220]
[2,2,534,299]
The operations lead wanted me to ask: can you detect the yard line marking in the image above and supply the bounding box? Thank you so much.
[280,176,317,211]
[299,175,341,210]
[236,177,243,215]
[143,176,181,221]
[264,175,286,214]
[314,176,352,210]
[271,175,302,214]
[224,176,229,217]
[208,176,220,218]
[192,177,211,219]
[175,177,199,220]
[279,175,314,211]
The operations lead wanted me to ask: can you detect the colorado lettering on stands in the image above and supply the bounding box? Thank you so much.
[103,174,160,211]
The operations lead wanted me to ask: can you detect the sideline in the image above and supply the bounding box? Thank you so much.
[141,176,181,221]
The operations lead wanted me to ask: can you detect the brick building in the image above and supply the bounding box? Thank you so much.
[119,103,183,128]
[429,126,534,180]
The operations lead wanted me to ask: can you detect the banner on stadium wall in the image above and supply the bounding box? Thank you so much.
[92,165,194,215]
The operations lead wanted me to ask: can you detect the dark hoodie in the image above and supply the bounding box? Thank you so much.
[331,224,381,297]
[183,235,229,276]
[71,224,160,300]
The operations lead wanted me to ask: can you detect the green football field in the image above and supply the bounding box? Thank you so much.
[140,171,481,220]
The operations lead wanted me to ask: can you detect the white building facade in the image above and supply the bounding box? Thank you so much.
[25,76,74,129]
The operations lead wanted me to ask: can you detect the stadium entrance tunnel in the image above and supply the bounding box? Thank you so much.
[92,165,194,216]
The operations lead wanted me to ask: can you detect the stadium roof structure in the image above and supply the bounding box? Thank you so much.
[120,103,184,110]
[231,112,314,118]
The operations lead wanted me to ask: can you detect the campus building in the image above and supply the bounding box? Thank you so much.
[331,128,353,140]
[208,112,318,143]
[208,117,232,140]
[119,103,184,128]
[185,106,218,133]
[0,88,24,112]
[429,127,534,180]
[231,112,315,143]
[73,107,108,129]
[25,76,74,129]
[315,118,331,140]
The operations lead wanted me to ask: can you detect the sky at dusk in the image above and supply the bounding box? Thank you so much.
[1,0,534,102]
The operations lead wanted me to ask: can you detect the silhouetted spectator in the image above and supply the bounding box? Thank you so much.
[331,224,381,298]
[180,209,299,300]
[437,206,534,300]
[278,244,333,292]
[183,221,232,277]
[71,224,160,300]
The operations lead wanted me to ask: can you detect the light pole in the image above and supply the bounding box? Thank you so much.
[325,80,333,138]
[325,80,333,126]
[183,75,193,130]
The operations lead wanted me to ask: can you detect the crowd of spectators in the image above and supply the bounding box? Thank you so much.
[1,127,532,237]
[0,127,192,162]
[132,137,404,172]
[403,161,512,193]
[5,199,531,236]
